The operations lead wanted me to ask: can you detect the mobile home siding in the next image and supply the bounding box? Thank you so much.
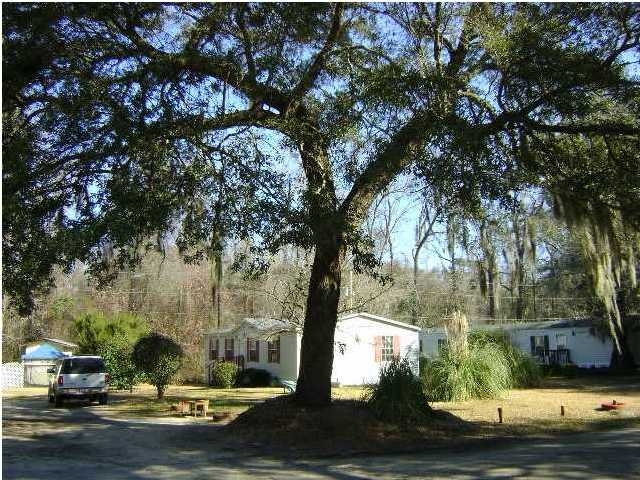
[204,314,420,386]
[420,323,614,368]
[204,329,301,383]
[509,327,612,368]
[331,315,420,385]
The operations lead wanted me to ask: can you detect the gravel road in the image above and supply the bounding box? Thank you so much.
[3,394,639,479]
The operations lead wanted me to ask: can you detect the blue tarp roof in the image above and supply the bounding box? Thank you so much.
[22,343,67,361]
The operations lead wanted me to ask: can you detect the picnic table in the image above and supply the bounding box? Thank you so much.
[177,399,209,416]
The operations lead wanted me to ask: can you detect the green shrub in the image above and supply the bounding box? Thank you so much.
[365,357,431,423]
[98,333,141,391]
[210,361,239,388]
[422,342,512,401]
[73,311,148,355]
[132,333,183,399]
[236,368,272,387]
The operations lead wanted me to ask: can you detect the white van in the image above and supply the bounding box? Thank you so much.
[48,356,110,407]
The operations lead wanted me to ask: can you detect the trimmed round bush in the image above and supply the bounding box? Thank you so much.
[210,361,239,388]
[236,368,272,387]
[365,357,431,423]
[132,333,183,399]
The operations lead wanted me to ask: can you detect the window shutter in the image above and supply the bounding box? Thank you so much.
[247,339,250,360]
[530,336,535,355]
[544,335,549,350]
[256,340,260,362]
[374,336,382,362]
[392,336,400,357]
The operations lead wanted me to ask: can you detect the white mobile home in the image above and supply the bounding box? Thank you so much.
[203,312,421,386]
[420,319,614,368]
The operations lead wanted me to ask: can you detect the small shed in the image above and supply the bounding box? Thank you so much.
[21,341,75,386]
[24,338,77,357]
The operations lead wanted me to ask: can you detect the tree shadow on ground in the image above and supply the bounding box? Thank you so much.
[4,393,640,479]
[539,374,640,393]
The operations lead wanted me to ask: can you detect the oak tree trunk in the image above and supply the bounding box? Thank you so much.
[295,238,343,406]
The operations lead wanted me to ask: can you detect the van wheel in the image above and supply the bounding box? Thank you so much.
[54,394,63,408]
[48,394,55,403]
[99,394,108,405]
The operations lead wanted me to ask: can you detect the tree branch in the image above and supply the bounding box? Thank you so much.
[236,5,257,82]
[289,4,344,101]
[524,120,640,136]
[340,112,435,226]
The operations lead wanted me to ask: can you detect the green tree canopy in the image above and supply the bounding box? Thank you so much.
[4,3,639,403]
[132,333,183,399]
[72,311,149,354]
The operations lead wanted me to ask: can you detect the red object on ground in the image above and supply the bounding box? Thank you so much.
[600,400,625,410]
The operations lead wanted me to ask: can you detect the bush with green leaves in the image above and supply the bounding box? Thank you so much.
[210,361,239,388]
[98,333,141,391]
[132,333,183,399]
[73,311,149,355]
[236,367,272,387]
[365,357,431,423]
[422,342,512,402]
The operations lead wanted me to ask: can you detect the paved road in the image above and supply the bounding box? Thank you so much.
[3,395,639,479]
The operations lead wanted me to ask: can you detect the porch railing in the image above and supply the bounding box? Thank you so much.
[534,348,571,366]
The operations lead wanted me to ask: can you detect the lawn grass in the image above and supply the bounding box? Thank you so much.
[431,375,640,435]
[4,375,638,434]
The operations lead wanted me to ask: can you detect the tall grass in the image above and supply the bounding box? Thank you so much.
[422,313,541,402]
[365,357,431,423]
[422,342,512,401]
[469,330,542,388]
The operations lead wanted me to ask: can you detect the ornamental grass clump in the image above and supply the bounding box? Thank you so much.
[422,311,513,402]
[422,342,512,401]
[469,330,542,388]
[365,356,432,423]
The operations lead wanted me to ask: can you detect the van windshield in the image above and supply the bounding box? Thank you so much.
[61,358,105,374]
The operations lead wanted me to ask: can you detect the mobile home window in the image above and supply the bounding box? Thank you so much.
[209,338,219,361]
[530,335,548,354]
[247,339,259,362]
[381,336,394,361]
[556,334,567,349]
[224,338,234,361]
[268,337,280,363]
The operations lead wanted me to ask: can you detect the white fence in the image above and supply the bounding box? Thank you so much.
[2,362,24,388]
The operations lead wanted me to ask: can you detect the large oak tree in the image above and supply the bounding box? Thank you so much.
[4,3,640,404]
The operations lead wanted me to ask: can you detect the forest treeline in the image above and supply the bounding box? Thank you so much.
[5,194,634,382]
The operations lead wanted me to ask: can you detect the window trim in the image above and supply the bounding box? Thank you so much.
[381,336,394,362]
[247,338,259,363]
[224,338,234,361]
[209,337,219,361]
[267,337,280,364]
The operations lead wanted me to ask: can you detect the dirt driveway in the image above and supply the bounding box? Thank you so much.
[3,391,640,479]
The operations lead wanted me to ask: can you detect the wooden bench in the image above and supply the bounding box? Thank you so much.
[281,380,297,394]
